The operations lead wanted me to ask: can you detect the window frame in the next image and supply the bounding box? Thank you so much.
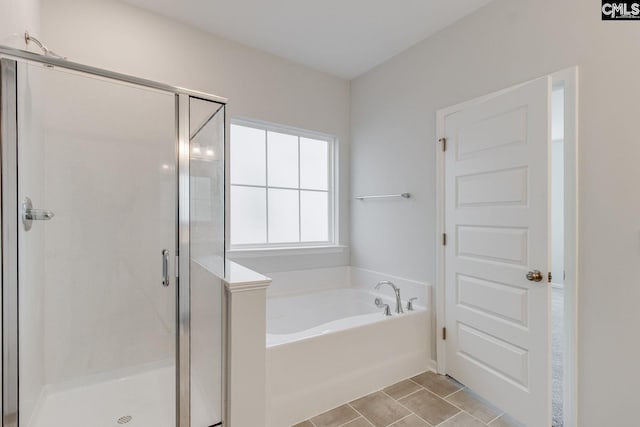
[229,117,338,250]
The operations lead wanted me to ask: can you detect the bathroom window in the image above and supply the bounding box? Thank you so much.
[230,119,336,249]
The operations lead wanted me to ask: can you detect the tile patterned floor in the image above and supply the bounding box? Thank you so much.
[293,371,525,427]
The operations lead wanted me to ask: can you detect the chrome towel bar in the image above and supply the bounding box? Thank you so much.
[355,193,411,201]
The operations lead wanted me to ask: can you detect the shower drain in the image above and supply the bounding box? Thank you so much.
[117,415,133,424]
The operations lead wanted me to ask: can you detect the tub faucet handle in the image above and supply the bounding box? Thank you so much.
[407,297,418,311]
[381,303,391,316]
[374,297,392,316]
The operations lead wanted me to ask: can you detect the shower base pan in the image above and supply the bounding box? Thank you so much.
[26,365,213,427]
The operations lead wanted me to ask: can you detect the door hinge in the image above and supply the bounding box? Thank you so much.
[439,137,447,152]
[442,233,447,246]
[548,272,552,283]
[442,327,447,340]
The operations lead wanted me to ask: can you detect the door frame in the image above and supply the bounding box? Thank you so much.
[435,67,579,427]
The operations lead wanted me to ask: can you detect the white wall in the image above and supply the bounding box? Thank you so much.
[350,0,640,425]
[40,0,351,273]
[0,0,39,48]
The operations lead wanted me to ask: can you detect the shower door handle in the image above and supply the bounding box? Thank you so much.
[162,249,170,287]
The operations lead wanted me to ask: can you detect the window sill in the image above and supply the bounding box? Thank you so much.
[227,245,348,258]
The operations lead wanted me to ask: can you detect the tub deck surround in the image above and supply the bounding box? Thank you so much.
[266,285,431,427]
[224,261,271,427]
[265,266,431,305]
[265,266,352,297]
[224,260,273,293]
[349,267,430,311]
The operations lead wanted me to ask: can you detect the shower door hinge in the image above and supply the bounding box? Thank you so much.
[442,327,447,340]
[548,272,552,283]
[439,137,447,152]
[442,233,447,246]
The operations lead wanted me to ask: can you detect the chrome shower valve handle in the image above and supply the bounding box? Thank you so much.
[21,197,55,231]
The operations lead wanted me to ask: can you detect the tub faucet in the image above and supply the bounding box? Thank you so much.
[374,281,404,314]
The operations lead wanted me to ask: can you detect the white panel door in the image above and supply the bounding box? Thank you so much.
[443,77,551,426]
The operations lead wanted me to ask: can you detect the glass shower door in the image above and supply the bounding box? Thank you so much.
[11,61,178,427]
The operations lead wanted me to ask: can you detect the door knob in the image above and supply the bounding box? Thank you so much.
[526,270,543,282]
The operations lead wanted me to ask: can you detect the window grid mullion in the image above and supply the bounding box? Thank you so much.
[328,140,333,243]
[264,130,269,244]
[298,136,302,243]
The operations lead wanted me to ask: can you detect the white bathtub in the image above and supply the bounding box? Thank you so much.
[267,288,408,346]
[266,287,431,427]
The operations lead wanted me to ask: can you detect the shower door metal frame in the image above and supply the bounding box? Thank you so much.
[177,93,191,427]
[0,56,19,427]
[0,45,227,427]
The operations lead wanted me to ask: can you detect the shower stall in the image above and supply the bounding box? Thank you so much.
[0,46,226,427]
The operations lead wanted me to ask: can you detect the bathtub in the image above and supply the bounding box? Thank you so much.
[265,287,431,427]
[267,288,411,346]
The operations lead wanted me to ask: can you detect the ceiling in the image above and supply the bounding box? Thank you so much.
[121,0,494,79]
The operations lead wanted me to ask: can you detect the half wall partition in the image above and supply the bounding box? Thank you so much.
[0,46,226,427]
